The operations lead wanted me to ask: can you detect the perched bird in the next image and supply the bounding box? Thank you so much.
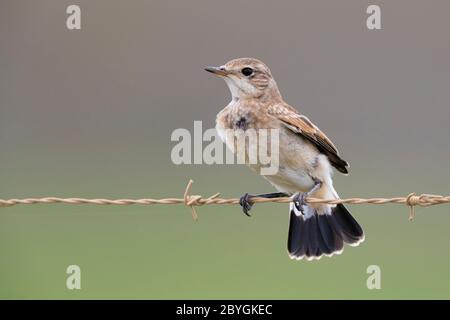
[205,58,364,261]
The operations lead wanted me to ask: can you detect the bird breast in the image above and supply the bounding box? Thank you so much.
[215,102,321,193]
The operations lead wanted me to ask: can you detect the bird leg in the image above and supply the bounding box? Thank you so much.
[239,192,289,217]
[293,180,322,214]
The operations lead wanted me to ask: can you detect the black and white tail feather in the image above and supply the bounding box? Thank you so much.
[287,202,364,261]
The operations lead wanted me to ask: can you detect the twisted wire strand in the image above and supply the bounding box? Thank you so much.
[1,180,449,221]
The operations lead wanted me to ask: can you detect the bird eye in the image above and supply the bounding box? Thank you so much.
[241,67,254,76]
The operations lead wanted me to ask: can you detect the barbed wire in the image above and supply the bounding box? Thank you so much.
[1,180,449,221]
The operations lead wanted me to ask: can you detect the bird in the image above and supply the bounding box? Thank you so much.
[205,57,364,261]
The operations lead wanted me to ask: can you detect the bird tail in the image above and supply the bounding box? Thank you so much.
[287,202,364,261]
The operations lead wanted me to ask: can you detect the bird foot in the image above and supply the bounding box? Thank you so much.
[292,192,307,215]
[239,193,254,217]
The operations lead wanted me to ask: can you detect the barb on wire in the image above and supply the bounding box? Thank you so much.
[0,179,449,221]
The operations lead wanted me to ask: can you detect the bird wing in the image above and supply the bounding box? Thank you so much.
[268,104,349,174]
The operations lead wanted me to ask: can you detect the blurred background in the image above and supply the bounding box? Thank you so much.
[1,0,450,299]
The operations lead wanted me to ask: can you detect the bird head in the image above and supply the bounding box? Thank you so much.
[205,58,282,102]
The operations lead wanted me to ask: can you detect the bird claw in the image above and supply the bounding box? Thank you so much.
[239,193,254,217]
[293,192,307,215]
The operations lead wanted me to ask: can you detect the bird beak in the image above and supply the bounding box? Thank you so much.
[204,66,229,76]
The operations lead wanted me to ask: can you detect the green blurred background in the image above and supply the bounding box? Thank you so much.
[1,0,450,299]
